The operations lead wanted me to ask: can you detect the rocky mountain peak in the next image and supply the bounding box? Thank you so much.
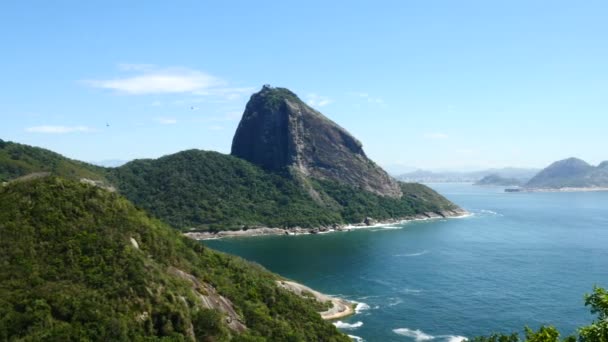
[231,85,402,198]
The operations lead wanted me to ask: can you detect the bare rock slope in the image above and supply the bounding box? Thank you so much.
[231,85,402,198]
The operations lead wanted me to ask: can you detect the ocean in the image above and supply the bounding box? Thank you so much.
[204,183,608,341]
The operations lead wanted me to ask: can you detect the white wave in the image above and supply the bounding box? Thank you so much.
[333,321,363,330]
[478,209,502,216]
[394,328,435,341]
[356,295,381,300]
[393,328,467,342]
[444,336,467,342]
[388,297,403,306]
[355,302,370,314]
[395,250,429,257]
[401,288,422,294]
[453,212,474,219]
[348,334,364,342]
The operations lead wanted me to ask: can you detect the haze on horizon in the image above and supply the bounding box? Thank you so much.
[1,1,606,171]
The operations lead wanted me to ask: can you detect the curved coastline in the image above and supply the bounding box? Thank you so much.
[276,280,355,320]
[184,209,470,240]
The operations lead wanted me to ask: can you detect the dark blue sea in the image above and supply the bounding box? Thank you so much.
[204,184,608,341]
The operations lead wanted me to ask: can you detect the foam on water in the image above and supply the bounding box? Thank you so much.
[348,334,364,342]
[387,297,403,306]
[401,288,423,294]
[393,328,467,342]
[478,209,503,216]
[393,328,435,341]
[333,321,363,329]
[355,302,370,314]
[395,250,429,257]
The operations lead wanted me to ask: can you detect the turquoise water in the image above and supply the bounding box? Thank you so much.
[204,184,608,341]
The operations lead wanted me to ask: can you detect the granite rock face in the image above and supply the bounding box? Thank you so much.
[231,86,402,198]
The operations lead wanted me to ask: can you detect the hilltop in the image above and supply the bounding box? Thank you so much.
[231,85,401,198]
[525,157,608,189]
[0,86,465,231]
[0,139,107,183]
[0,176,349,341]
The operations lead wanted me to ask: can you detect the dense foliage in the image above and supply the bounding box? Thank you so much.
[0,140,460,231]
[0,139,106,183]
[313,180,459,223]
[107,150,343,230]
[0,177,349,341]
[107,150,459,230]
[472,286,608,342]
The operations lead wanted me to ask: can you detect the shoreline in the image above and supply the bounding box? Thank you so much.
[276,280,355,320]
[183,209,469,240]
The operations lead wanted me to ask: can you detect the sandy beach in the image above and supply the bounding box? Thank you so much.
[276,280,355,320]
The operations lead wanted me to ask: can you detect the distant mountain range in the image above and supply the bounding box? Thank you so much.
[523,157,608,189]
[396,168,539,183]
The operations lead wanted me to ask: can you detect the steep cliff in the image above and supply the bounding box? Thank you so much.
[231,86,402,198]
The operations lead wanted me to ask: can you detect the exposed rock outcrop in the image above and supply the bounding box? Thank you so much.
[168,267,247,333]
[231,85,402,198]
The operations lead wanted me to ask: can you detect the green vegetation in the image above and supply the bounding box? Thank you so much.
[0,140,460,231]
[472,286,608,342]
[254,86,301,112]
[107,150,459,230]
[107,150,343,230]
[0,176,349,341]
[0,139,107,183]
[313,180,460,223]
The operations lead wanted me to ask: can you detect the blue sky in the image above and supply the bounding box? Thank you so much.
[1,1,607,171]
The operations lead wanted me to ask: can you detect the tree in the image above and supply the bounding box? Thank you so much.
[579,287,608,342]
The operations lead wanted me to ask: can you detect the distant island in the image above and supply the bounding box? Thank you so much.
[474,174,522,186]
[506,157,608,192]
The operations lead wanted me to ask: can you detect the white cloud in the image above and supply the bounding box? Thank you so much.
[25,125,92,134]
[306,93,333,107]
[349,92,385,105]
[209,125,224,131]
[155,117,177,125]
[423,132,449,140]
[87,67,222,94]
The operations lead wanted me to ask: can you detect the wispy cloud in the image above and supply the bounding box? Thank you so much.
[85,65,253,101]
[25,125,92,134]
[423,132,449,140]
[350,92,385,105]
[155,117,177,125]
[306,93,332,107]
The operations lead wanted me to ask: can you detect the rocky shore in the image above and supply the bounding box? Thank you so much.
[183,209,469,240]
